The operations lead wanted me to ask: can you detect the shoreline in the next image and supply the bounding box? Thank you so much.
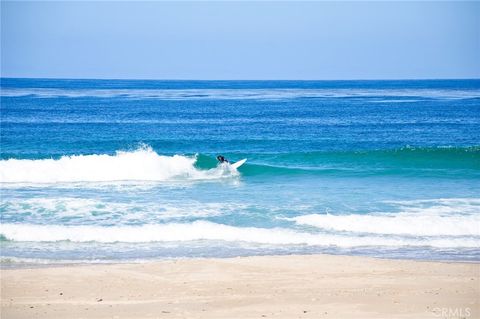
[2,253,478,318]
[2,252,480,269]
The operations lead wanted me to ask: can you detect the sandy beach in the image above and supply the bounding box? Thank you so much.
[1,254,478,319]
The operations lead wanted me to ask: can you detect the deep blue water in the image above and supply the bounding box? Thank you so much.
[1,78,479,265]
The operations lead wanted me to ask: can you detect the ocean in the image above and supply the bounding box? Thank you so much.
[1,78,479,265]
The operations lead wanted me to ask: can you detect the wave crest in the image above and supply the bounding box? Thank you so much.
[0,146,234,184]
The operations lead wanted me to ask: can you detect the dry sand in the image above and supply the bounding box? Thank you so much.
[1,254,479,319]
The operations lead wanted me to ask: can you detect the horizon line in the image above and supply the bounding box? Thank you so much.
[2,76,480,82]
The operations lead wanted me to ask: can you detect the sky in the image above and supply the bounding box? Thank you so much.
[1,1,479,80]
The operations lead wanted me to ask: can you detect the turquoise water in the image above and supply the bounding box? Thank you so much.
[1,78,479,264]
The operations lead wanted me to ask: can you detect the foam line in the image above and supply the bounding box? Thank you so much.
[290,212,480,237]
[1,221,478,248]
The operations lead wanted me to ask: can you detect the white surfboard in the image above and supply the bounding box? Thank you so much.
[230,158,247,169]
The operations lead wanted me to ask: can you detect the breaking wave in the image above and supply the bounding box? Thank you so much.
[291,212,480,237]
[0,146,236,184]
[287,198,480,240]
[0,221,478,248]
[1,146,478,184]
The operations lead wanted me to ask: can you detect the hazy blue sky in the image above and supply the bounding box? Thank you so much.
[1,1,479,80]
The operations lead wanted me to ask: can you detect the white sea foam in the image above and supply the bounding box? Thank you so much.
[0,147,234,184]
[0,197,237,224]
[290,198,480,237]
[291,213,480,237]
[1,221,478,248]
[385,198,480,214]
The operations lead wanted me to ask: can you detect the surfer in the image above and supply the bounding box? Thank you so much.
[217,155,229,163]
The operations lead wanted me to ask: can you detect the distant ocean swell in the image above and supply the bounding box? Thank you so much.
[2,87,480,100]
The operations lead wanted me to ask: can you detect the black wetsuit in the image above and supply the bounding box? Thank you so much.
[217,155,229,163]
